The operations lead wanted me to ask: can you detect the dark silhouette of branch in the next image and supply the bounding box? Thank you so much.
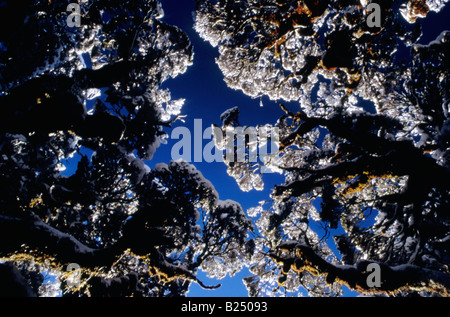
[272,242,450,296]
[0,262,38,297]
[275,111,450,202]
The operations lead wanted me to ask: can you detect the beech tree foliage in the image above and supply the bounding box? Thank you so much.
[196,0,450,296]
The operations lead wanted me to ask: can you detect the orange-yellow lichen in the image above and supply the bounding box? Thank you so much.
[333,172,398,196]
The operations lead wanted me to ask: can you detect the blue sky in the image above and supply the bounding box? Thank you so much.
[156,4,288,199]
[154,0,291,227]
[154,0,287,296]
[154,0,358,297]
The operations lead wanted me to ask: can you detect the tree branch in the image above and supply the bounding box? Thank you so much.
[275,110,450,200]
[274,156,377,197]
[0,213,120,268]
[272,242,450,296]
[0,212,221,291]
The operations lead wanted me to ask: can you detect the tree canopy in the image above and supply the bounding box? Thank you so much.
[0,0,449,297]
